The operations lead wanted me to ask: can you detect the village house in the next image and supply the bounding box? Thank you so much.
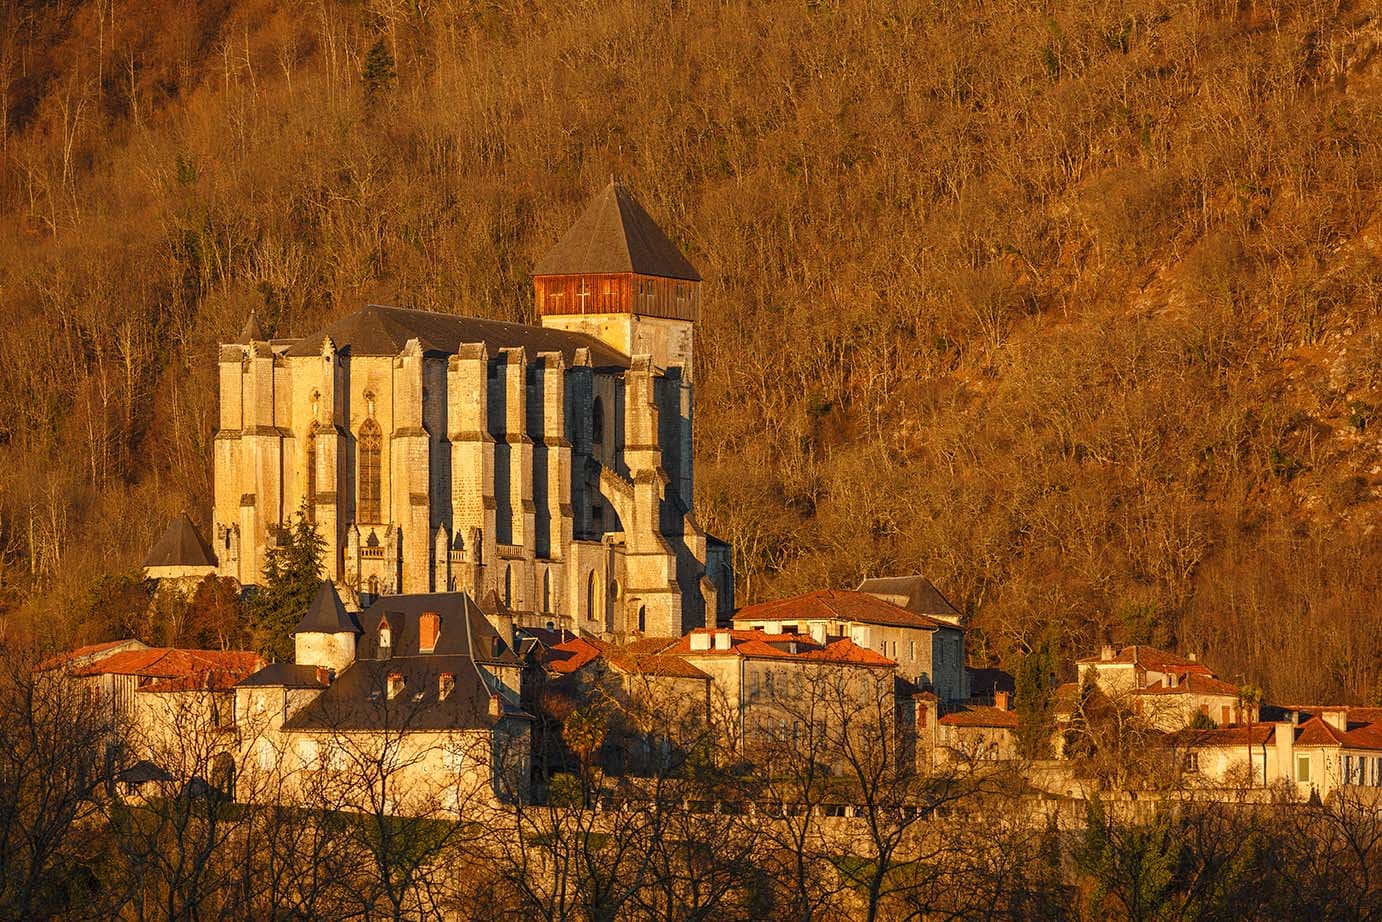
[730,587,966,702]
[38,640,264,784]
[915,690,1020,765]
[211,181,732,639]
[1075,644,1255,730]
[234,582,533,811]
[659,627,896,757]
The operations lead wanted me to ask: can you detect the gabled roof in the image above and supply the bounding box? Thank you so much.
[533,181,701,282]
[1295,716,1348,747]
[37,638,146,672]
[282,655,529,732]
[144,513,217,570]
[545,636,710,680]
[939,706,1018,729]
[293,581,361,635]
[733,589,960,631]
[283,304,629,368]
[856,575,962,620]
[1076,645,1213,675]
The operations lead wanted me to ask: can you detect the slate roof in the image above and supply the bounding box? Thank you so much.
[533,181,701,282]
[239,312,266,343]
[967,667,1016,697]
[352,592,521,666]
[283,304,629,368]
[734,589,961,631]
[293,581,361,635]
[282,655,528,732]
[144,513,217,570]
[939,706,1019,729]
[856,575,962,620]
[117,760,175,785]
[236,663,329,689]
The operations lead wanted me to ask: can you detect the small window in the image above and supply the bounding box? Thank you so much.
[637,605,646,633]
[1183,751,1199,774]
[504,565,513,608]
[909,640,915,662]
[1296,754,1311,783]
[542,570,552,614]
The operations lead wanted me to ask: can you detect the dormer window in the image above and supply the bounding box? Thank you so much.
[439,672,455,700]
[387,672,404,699]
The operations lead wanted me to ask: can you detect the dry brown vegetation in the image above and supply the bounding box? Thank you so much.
[1,0,1380,702]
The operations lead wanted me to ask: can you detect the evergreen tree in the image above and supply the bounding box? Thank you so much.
[249,504,324,662]
[361,39,395,105]
[1014,636,1059,759]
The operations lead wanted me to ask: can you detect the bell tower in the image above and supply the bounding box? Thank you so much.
[533,180,701,381]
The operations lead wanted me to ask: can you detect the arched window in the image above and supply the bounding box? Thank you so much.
[504,565,513,608]
[304,422,319,523]
[586,571,599,623]
[591,397,604,447]
[542,570,552,614]
[358,418,382,524]
[637,605,646,634]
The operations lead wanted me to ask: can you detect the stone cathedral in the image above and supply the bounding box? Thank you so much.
[213,182,732,638]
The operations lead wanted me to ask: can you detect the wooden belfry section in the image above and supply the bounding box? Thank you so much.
[532,180,702,323]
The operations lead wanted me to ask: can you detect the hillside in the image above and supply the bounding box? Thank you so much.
[0,0,1379,702]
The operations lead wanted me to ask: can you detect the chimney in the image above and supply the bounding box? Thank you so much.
[387,672,404,699]
[1274,722,1295,786]
[315,667,332,686]
[809,623,827,644]
[714,631,733,651]
[1188,652,1198,662]
[1322,708,1348,733]
[488,693,502,719]
[689,631,712,652]
[439,672,455,700]
[995,690,1011,711]
[419,611,440,653]
[1100,645,1115,662]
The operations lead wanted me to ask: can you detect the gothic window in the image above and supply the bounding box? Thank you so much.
[358,418,382,524]
[542,570,552,614]
[607,581,619,634]
[637,605,646,634]
[586,571,598,623]
[591,397,605,446]
[304,423,319,523]
[504,565,513,608]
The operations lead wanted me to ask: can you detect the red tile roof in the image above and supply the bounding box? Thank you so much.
[70,648,264,691]
[1137,674,1242,697]
[546,637,602,675]
[1294,716,1348,747]
[1340,722,1382,751]
[733,589,960,631]
[545,637,710,680]
[1076,645,1213,675]
[671,629,895,667]
[36,639,140,671]
[939,706,1018,729]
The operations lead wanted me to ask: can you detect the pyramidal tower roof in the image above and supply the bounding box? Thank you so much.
[533,181,701,282]
[293,581,361,635]
[144,513,218,569]
[238,311,266,343]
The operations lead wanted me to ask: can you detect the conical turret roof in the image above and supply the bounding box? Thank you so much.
[144,513,217,569]
[533,181,701,282]
[293,580,361,635]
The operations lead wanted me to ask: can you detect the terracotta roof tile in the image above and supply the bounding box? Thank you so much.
[733,589,960,631]
[939,706,1018,729]
[71,648,264,691]
[1340,722,1382,751]
[1076,645,1214,674]
[1167,725,1276,747]
[1295,716,1348,747]
[1137,674,1241,697]
[670,629,894,667]
[37,639,140,672]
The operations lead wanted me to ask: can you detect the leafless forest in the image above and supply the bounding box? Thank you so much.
[0,0,1380,701]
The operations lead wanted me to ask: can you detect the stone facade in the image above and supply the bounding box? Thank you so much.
[213,183,732,639]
